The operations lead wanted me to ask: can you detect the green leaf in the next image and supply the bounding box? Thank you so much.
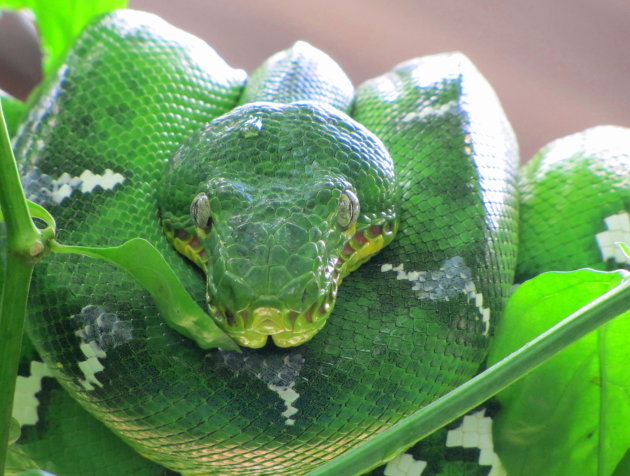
[0,0,127,74]
[8,418,20,445]
[25,200,55,229]
[5,443,47,476]
[612,449,630,476]
[51,238,240,352]
[487,269,630,476]
[0,91,25,139]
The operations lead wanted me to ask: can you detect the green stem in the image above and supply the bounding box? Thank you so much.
[307,278,630,476]
[598,325,609,476]
[0,101,42,474]
[0,254,34,473]
[0,103,42,258]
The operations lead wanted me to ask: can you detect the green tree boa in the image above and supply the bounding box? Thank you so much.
[5,9,629,476]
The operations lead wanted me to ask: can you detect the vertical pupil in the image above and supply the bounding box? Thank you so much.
[193,200,201,224]
[341,196,351,221]
[192,194,211,229]
[338,190,357,229]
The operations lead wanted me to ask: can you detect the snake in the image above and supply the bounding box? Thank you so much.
[4,9,629,476]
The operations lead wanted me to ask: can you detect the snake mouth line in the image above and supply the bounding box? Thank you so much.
[207,293,335,348]
[205,219,397,348]
[163,224,209,270]
[339,220,397,275]
[163,217,397,348]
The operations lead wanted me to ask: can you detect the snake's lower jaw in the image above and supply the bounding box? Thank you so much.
[210,298,334,348]
[206,223,399,349]
[233,320,328,348]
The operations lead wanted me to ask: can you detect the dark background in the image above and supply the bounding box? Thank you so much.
[1,0,629,161]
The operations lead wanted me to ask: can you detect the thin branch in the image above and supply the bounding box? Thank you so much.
[0,101,41,474]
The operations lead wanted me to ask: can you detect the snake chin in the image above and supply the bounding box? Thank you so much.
[208,293,335,348]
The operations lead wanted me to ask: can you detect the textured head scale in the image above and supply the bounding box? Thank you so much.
[160,101,397,347]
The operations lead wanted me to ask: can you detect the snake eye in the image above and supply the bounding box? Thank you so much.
[191,193,212,230]
[337,189,359,230]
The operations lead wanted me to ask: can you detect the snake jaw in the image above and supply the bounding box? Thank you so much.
[202,217,397,349]
[168,212,397,348]
[208,300,331,348]
[338,215,398,277]
[162,223,209,271]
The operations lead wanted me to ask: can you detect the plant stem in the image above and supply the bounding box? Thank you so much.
[0,101,42,474]
[0,104,42,258]
[0,254,34,473]
[307,278,630,476]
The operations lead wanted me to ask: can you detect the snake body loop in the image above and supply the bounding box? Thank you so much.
[10,9,524,475]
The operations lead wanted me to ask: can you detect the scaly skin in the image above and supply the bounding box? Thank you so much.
[8,9,523,475]
[160,101,398,348]
[516,125,630,282]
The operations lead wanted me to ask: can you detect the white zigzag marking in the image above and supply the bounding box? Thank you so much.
[12,361,55,427]
[381,257,491,336]
[446,409,507,475]
[51,169,125,204]
[267,382,300,426]
[78,341,106,391]
[595,212,630,264]
[384,453,427,476]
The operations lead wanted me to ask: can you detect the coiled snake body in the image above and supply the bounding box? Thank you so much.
[7,9,629,476]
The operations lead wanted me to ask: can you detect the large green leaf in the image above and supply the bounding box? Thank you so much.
[487,269,630,476]
[0,0,127,73]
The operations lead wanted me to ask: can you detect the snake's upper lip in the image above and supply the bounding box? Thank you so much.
[250,307,284,334]
[210,291,336,348]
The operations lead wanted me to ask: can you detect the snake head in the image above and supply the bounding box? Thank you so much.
[160,102,397,348]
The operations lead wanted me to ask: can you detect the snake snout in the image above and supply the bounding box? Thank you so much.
[251,307,284,334]
[207,260,335,348]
